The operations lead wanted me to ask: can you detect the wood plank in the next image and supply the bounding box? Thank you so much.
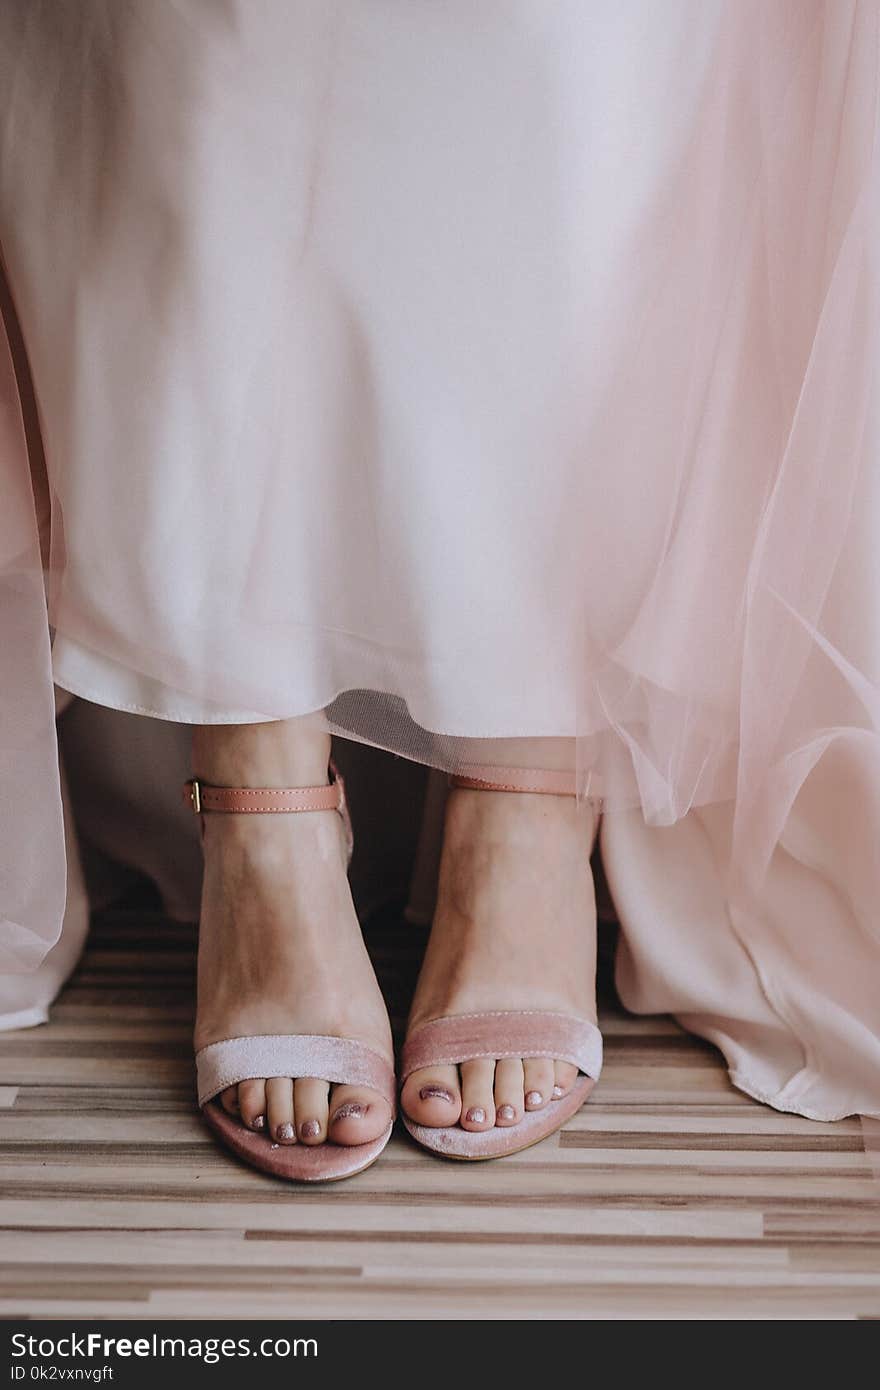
[1,907,877,1320]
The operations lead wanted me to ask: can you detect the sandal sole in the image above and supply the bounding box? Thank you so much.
[202,1100,393,1182]
[401,1075,595,1161]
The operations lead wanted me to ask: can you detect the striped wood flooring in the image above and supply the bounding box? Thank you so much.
[1,889,878,1320]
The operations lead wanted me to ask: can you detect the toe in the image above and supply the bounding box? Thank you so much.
[294,1077,330,1144]
[400,1064,462,1128]
[494,1058,524,1125]
[328,1084,393,1146]
[552,1061,579,1099]
[459,1059,496,1130]
[522,1058,555,1111]
[237,1079,267,1132]
[220,1085,239,1117]
[266,1076,296,1144]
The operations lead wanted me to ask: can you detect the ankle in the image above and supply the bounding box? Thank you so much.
[444,784,596,854]
[192,718,332,788]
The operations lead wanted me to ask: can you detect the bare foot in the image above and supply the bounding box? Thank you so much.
[192,720,393,1147]
[401,784,598,1132]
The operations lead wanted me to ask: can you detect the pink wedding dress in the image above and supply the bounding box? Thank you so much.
[1,1,878,1122]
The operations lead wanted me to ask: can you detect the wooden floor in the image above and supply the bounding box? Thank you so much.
[1,895,878,1321]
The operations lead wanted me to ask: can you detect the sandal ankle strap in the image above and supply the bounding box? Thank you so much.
[448,770,577,796]
[184,766,346,816]
[183,757,354,861]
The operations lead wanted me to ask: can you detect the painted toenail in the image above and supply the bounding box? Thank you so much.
[419,1085,455,1104]
[552,1085,565,1099]
[276,1122,295,1141]
[331,1102,366,1122]
[465,1107,486,1124]
[497,1104,516,1121]
[300,1119,320,1139]
[251,1114,266,1131]
[525,1090,543,1108]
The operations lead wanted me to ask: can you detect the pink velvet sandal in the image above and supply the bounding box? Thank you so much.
[400,770,603,1161]
[183,758,396,1183]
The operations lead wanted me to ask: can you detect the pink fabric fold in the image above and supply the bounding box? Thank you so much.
[0,252,66,973]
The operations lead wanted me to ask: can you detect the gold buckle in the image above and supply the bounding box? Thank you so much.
[188,778,202,814]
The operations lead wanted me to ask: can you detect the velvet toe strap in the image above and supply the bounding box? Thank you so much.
[400,1010,603,1084]
[195,1034,397,1110]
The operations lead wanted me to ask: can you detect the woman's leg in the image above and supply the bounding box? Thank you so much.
[401,784,599,1131]
[191,717,393,1147]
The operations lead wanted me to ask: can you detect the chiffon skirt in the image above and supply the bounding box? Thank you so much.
[1,2,878,1121]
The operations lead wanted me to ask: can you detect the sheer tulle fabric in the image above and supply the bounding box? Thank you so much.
[0,3,878,1117]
